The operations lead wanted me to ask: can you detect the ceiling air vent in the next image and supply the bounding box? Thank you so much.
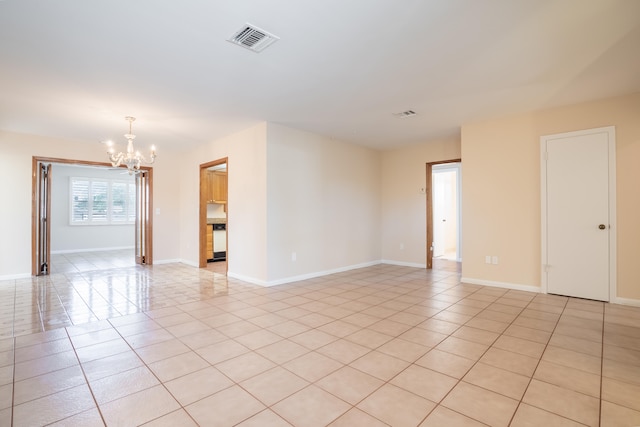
[393,110,417,118]
[227,24,279,52]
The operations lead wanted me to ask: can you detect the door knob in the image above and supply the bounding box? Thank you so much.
[599,224,606,230]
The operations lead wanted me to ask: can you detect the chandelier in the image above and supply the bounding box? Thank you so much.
[106,116,156,175]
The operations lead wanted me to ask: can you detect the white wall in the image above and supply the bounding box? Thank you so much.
[0,130,181,278]
[265,124,381,283]
[380,138,461,267]
[50,164,134,252]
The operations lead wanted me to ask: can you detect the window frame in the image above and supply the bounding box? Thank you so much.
[69,176,136,225]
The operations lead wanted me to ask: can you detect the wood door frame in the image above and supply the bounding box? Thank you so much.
[426,158,461,269]
[31,156,153,276]
[199,158,228,269]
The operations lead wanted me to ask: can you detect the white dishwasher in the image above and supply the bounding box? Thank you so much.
[212,223,226,261]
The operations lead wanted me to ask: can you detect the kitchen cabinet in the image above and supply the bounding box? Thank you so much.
[206,224,214,260]
[207,171,227,204]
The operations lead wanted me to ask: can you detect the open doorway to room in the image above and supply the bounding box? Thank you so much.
[199,158,228,275]
[426,160,461,269]
[32,157,152,276]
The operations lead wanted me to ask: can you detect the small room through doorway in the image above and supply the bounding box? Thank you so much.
[199,158,228,275]
[426,160,461,269]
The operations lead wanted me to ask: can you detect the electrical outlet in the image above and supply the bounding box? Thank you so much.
[485,255,491,264]
[492,256,499,265]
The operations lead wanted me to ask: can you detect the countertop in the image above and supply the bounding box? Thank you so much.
[207,218,227,225]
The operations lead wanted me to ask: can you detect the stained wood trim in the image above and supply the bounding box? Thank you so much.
[426,158,461,269]
[199,158,228,270]
[31,156,153,274]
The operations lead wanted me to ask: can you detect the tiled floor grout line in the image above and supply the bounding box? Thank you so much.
[598,305,606,427]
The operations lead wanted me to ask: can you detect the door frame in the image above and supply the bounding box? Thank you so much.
[426,158,461,269]
[199,157,228,269]
[540,126,616,301]
[31,156,153,276]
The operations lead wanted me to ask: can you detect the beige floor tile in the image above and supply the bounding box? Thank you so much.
[272,385,351,427]
[534,360,601,398]
[75,339,131,363]
[503,324,552,344]
[255,339,309,365]
[215,351,276,382]
[289,329,338,350]
[14,338,74,361]
[481,347,539,377]
[357,383,436,427]
[417,318,460,335]
[241,366,309,406]
[195,338,249,365]
[463,362,530,400]
[415,348,475,379]
[282,351,343,382]
[419,405,487,427]
[522,379,600,426]
[600,400,640,427]
[442,382,519,427]
[236,409,293,427]
[47,407,105,427]
[350,350,410,381]
[267,320,312,338]
[542,346,602,375]
[344,328,393,349]
[391,364,457,402]
[14,350,79,381]
[452,325,499,345]
[134,338,191,364]
[549,333,602,357]
[493,334,546,359]
[399,328,449,347]
[235,329,284,350]
[165,320,210,338]
[148,351,209,382]
[510,403,585,427]
[89,365,159,404]
[124,328,175,349]
[376,337,431,362]
[435,336,489,361]
[512,316,557,332]
[316,365,383,405]
[603,344,640,366]
[186,385,265,426]
[602,377,640,411]
[465,317,509,333]
[317,320,361,338]
[329,408,388,427]
[163,366,233,406]
[141,409,199,426]
[13,365,86,405]
[0,384,11,411]
[316,338,371,364]
[81,350,144,382]
[12,383,97,427]
[178,328,227,350]
[603,357,640,386]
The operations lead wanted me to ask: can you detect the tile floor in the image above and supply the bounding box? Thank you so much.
[0,256,639,426]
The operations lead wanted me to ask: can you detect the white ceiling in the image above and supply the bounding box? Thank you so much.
[1,0,639,151]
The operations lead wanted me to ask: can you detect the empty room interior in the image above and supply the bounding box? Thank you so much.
[1,1,640,426]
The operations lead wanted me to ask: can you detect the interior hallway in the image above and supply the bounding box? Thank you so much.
[0,260,639,425]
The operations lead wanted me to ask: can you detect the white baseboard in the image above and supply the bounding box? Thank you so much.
[381,260,427,269]
[175,259,199,268]
[612,297,640,307]
[229,260,383,287]
[461,277,541,293]
[153,259,182,265]
[51,246,134,255]
[0,272,32,280]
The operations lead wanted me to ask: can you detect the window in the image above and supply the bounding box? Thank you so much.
[70,177,135,224]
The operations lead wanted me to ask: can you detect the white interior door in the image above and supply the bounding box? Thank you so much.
[542,127,615,301]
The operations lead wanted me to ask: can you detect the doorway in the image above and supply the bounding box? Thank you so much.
[426,159,461,269]
[32,157,153,276]
[541,126,616,301]
[199,158,228,274]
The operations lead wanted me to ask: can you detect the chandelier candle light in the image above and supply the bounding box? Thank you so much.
[107,116,156,175]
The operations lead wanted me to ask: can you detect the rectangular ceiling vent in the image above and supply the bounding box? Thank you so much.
[228,24,279,52]
[393,110,417,118]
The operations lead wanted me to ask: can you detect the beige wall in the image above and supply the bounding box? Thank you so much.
[178,123,268,282]
[380,138,461,266]
[461,92,640,300]
[0,131,181,278]
[266,124,381,283]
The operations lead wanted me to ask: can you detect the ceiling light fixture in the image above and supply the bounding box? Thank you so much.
[106,116,156,175]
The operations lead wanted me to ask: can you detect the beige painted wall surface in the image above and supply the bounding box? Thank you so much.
[0,131,181,278]
[266,124,381,283]
[461,92,640,300]
[178,123,268,283]
[380,138,461,266]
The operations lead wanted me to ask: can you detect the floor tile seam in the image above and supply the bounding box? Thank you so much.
[599,303,606,427]
[101,316,203,426]
[59,326,108,426]
[507,296,598,426]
